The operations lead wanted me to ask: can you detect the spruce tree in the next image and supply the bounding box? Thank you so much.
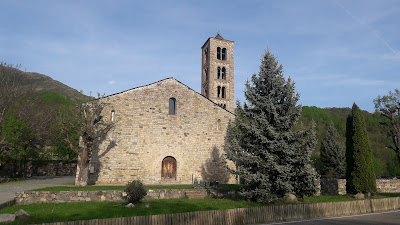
[345,103,376,194]
[224,50,319,203]
[319,121,345,178]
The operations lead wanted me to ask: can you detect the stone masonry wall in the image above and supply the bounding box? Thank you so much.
[376,179,400,193]
[83,78,236,185]
[320,179,400,195]
[15,189,237,205]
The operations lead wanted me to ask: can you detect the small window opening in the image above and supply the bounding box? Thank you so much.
[217,86,221,98]
[169,98,176,115]
[223,104,226,109]
[222,67,226,80]
[217,47,221,60]
[222,87,226,98]
[205,68,208,80]
[222,48,226,60]
[217,119,221,130]
[111,110,115,122]
[205,48,209,62]
[217,67,221,79]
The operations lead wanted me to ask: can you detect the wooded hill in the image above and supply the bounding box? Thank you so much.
[299,106,399,177]
[0,63,89,170]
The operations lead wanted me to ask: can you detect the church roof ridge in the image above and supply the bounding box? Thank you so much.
[98,77,234,115]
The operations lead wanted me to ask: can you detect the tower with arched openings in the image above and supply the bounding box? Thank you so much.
[201,33,234,113]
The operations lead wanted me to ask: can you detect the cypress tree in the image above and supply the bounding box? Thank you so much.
[346,103,376,194]
[320,121,345,178]
[224,50,319,203]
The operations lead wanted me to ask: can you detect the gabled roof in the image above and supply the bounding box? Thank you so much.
[99,77,234,115]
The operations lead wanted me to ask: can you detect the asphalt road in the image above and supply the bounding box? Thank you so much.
[262,210,400,225]
[0,176,75,205]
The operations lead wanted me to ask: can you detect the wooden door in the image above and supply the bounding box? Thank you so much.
[162,156,176,179]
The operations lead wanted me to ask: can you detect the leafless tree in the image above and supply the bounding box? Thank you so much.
[374,89,400,162]
[60,96,113,186]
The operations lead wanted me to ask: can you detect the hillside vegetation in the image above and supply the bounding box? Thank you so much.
[0,63,90,176]
[299,106,399,177]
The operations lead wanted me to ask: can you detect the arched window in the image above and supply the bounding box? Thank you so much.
[205,68,208,81]
[205,48,208,62]
[217,47,221,60]
[217,86,221,98]
[169,98,176,115]
[221,67,226,80]
[223,104,226,109]
[217,67,221,79]
[222,48,227,60]
[222,87,226,98]
[161,156,177,180]
[217,119,221,130]
[111,110,115,122]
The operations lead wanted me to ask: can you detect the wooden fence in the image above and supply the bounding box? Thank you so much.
[33,197,400,225]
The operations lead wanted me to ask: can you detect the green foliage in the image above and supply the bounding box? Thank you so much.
[225,50,318,203]
[346,103,376,194]
[124,180,147,203]
[0,110,37,177]
[300,106,395,177]
[41,92,75,106]
[319,121,345,178]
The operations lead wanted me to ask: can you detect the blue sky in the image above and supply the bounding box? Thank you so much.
[1,0,399,112]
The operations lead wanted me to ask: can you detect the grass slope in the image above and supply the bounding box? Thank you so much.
[0,198,263,225]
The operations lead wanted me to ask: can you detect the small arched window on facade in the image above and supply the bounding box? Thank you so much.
[111,110,115,122]
[205,48,209,62]
[221,67,226,80]
[217,86,221,98]
[217,47,221,60]
[217,67,221,79]
[222,87,226,98]
[223,104,226,109]
[222,48,226,60]
[217,119,221,131]
[169,98,176,115]
[205,68,208,81]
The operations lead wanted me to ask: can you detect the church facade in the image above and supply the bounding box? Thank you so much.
[84,34,237,185]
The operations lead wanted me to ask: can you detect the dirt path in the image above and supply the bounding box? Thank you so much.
[0,176,75,205]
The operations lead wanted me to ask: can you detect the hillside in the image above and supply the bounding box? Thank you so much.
[299,106,399,177]
[0,63,89,100]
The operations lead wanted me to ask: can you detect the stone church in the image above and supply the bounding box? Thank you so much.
[84,34,237,185]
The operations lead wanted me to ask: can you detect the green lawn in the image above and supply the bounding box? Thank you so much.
[2,192,400,224]
[0,198,264,225]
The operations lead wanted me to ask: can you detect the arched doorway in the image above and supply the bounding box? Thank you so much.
[161,156,177,180]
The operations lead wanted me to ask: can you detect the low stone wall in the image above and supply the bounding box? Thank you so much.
[320,179,347,195]
[376,179,400,193]
[0,160,76,177]
[320,178,400,195]
[15,189,237,205]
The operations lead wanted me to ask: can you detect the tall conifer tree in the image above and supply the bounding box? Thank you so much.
[346,103,376,194]
[224,50,319,203]
[320,121,345,178]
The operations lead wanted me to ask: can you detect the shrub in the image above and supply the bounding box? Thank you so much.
[124,180,147,203]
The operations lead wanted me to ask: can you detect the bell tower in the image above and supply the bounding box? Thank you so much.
[201,33,234,113]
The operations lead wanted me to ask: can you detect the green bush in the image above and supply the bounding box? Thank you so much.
[124,180,147,203]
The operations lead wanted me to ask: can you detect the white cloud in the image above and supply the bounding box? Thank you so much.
[108,80,115,85]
